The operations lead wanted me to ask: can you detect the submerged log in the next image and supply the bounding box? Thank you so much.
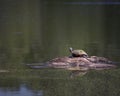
[27,56,117,71]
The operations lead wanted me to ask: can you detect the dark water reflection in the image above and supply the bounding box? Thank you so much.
[0,69,120,96]
[0,0,120,96]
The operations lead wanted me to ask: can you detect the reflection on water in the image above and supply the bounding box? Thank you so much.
[0,69,120,96]
[0,85,43,96]
[70,70,88,78]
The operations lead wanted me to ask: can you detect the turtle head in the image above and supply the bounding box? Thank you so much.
[69,47,73,52]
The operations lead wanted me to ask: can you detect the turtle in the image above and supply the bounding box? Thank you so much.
[69,47,88,57]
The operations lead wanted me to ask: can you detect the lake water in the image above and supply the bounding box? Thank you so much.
[0,0,120,96]
[0,69,120,96]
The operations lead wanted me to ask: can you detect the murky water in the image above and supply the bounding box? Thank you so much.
[0,0,120,96]
[0,85,43,96]
[0,69,120,96]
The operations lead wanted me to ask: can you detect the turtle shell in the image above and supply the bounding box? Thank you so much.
[71,50,88,57]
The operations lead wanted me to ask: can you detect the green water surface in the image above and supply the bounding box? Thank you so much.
[0,0,120,96]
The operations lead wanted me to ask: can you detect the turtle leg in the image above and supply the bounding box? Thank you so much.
[69,55,73,58]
